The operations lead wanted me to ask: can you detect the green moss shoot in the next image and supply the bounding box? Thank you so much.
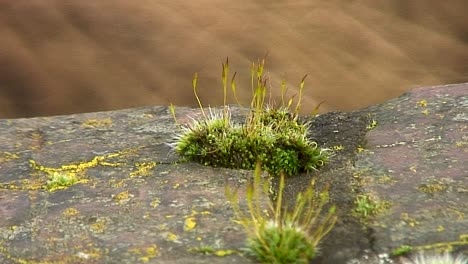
[225,162,337,263]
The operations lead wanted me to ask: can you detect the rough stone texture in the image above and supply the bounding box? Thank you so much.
[351,83,468,264]
[0,83,467,264]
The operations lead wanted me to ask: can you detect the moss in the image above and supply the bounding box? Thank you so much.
[353,193,391,219]
[175,107,326,176]
[46,171,78,191]
[172,58,327,177]
[391,245,413,256]
[391,234,468,257]
[225,162,336,264]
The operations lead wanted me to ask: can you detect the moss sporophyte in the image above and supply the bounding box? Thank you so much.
[170,57,328,176]
[225,162,337,263]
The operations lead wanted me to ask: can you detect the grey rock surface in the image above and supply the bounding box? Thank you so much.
[0,83,467,263]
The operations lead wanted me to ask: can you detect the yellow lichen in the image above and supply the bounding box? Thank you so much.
[90,219,107,234]
[130,161,157,177]
[418,181,447,193]
[28,148,140,191]
[189,246,238,257]
[417,100,428,107]
[214,249,237,257]
[376,175,397,184]
[63,208,80,217]
[0,151,20,162]
[165,232,178,242]
[81,118,113,128]
[332,145,344,151]
[150,198,160,208]
[447,208,465,221]
[411,234,468,252]
[184,217,197,232]
[113,190,133,204]
[400,213,420,227]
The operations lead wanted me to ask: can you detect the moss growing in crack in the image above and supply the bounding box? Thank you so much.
[172,57,327,176]
[353,193,391,219]
[46,172,78,190]
[225,162,337,263]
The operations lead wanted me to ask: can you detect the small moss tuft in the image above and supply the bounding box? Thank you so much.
[225,162,337,263]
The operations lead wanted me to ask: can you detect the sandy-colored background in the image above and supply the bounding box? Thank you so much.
[1,0,467,118]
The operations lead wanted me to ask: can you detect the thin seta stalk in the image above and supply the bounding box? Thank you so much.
[222,58,230,125]
[192,72,207,120]
[294,74,308,115]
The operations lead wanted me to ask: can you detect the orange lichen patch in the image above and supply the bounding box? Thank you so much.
[130,161,157,177]
[81,118,113,128]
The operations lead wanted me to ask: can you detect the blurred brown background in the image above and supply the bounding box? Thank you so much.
[1,0,467,118]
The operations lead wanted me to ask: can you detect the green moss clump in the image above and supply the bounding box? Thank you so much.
[172,58,327,177]
[225,162,337,263]
[46,172,77,190]
[247,222,316,264]
[174,106,326,176]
